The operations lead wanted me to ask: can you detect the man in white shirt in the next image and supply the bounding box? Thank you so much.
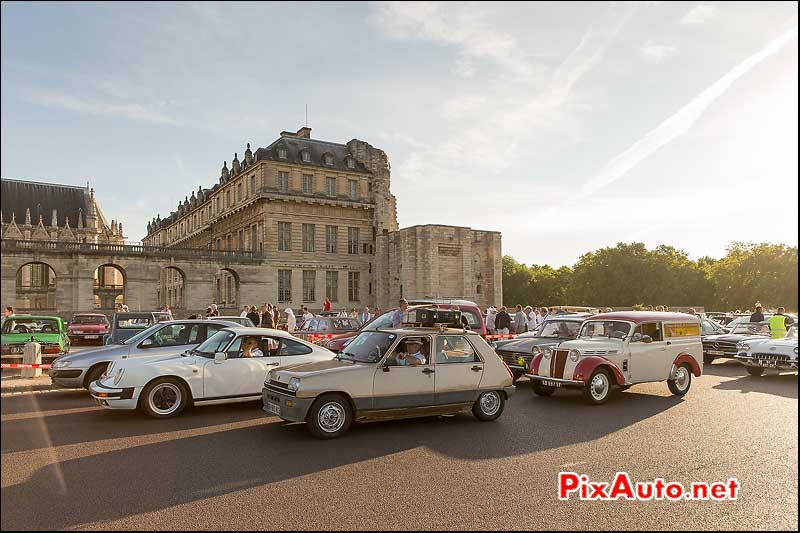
[359,307,372,323]
[395,339,426,366]
[525,306,538,332]
[302,307,314,324]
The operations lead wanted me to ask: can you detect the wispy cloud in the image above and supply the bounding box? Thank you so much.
[23,87,179,125]
[640,41,678,62]
[581,26,798,195]
[681,4,720,25]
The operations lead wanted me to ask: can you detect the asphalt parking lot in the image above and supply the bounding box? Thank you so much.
[1,360,797,531]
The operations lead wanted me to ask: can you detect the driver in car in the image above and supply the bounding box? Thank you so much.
[241,337,264,358]
[395,339,426,366]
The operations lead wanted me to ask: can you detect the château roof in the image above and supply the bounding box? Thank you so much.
[1,178,91,228]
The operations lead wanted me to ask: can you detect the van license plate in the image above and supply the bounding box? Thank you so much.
[707,350,724,356]
[267,402,281,416]
[542,380,561,388]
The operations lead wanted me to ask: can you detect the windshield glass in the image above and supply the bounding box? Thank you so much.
[731,323,770,336]
[787,326,798,339]
[72,315,108,325]
[539,320,581,339]
[579,320,631,340]
[364,310,396,331]
[339,331,398,363]
[117,317,153,329]
[193,330,235,357]
[2,318,60,334]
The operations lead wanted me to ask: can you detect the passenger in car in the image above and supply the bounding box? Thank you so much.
[242,337,264,358]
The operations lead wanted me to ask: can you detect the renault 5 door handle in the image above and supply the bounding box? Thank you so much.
[471,365,483,372]
[422,368,435,375]
[265,362,280,366]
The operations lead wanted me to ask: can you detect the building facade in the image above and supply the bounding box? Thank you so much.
[143,127,502,311]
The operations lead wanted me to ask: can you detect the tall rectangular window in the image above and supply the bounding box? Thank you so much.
[278,270,292,302]
[303,174,313,194]
[326,177,336,196]
[226,234,232,251]
[278,222,291,251]
[302,224,315,252]
[326,225,338,253]
[347,227,359,254]
[349,180,358,200]
[250,225,258,251]
[226,276,232,303]
[278,171,289,192]
[250,175,255,194]
[226,190,231,207]
[348,272,360,301]
[302,270,316,302]
[326,271,338,302]
[237,183,242,203]
[238,229,244,250]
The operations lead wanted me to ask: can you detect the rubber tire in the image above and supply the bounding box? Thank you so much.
[583,368,613,405]
[306,394,353,439]
[667,364,692,396]
[84,363,108,389]
[139,377,189,419]
[531,380,556,396]
[472,390,506,421]
[703,353,715,364]
[746,366,765,377]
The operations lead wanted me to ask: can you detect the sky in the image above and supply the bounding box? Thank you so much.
[1,1,797,267]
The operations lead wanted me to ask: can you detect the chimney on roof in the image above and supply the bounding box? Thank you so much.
[296,127,312,138]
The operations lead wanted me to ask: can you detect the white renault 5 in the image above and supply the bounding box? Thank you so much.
[89,328,334,418]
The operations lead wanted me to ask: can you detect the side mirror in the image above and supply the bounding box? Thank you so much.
[631,332,643,342]
[641,335,653,344]
[140,338,153,348]
[215,352,227,363]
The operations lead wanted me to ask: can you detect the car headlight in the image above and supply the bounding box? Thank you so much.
[113,368,125,386]
[737,343,750,351]
[543,347,552,359]
[569,349,581,362]
[53,359,72,368]
[794,347,798,355]
[288,377,301,392]
[531,346,543,356]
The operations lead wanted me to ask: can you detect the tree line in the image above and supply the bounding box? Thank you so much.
[503,242,798,312]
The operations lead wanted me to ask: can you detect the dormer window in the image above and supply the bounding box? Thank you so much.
[278,147,287,159]
[301,150,311,163]
[324,153,334,166]
[346,157,355,169]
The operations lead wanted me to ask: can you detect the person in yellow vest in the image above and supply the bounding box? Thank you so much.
[769,307,794,338]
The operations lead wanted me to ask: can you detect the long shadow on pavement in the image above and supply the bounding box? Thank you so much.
[1,389,683,530]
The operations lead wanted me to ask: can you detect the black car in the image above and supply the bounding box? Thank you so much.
[495,315,589,381]
[103,311,173,345]
[702,321,770,364]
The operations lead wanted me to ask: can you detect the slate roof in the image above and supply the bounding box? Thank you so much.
[1,178,91,227]
[255,136,371,174]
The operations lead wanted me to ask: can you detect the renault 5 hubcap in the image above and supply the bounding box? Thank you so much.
[318,402,346,433]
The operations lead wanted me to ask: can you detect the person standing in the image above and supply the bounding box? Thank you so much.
[359,307,372,323]
[513,304,526,334]
[284,308,297,332]
[240,305,249,318]
[4,306,15,319]
[769,307,794,338]
[525,305,537,332]
[246,306,260,327]
[749,304,765,323]
[302,307,314,326]
[391,299,409,328]
[486,306,497,335]
[323,297,332,312]
[260,306,274,329]
[495,306,512,335]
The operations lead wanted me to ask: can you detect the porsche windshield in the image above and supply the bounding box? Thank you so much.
[192,330,235,357]
[339,332,397,363]
[579,320,631,340]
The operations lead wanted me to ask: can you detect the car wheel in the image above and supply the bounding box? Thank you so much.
[307,394,352,439]
[746,366,765,377]
[667,364,692,396]
[472,390,505,421]
[83,363,108,389]
[531,380,555,397]
[583,368,612,405]
[703,353,715,364]
[140,378,189,419]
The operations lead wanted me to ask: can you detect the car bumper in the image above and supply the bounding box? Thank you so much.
[502,385,516,398]
[735,354,797,370]
[89,379,138,410]
[524,374,584,387]
[49,367,87,388]
[262,386,315,423]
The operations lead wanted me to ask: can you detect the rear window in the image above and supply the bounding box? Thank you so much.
[117,317,153,329]
[2,318,60,334]
[72,315,108,325]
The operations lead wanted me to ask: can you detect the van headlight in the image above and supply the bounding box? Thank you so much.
[543,347,552,359]
[288,377,301,392]
[569,349,581,362]
[113,368,125,386]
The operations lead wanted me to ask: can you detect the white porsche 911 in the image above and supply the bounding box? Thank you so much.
[89,327,334,418]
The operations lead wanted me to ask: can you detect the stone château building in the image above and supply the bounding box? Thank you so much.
[143,127,502,311]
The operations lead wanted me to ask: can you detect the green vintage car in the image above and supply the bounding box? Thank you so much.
[1,315,71,360]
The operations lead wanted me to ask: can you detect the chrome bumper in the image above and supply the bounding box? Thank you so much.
[524,374,584,386]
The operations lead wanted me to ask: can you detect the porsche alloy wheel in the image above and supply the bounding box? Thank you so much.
[141,378,189,418]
